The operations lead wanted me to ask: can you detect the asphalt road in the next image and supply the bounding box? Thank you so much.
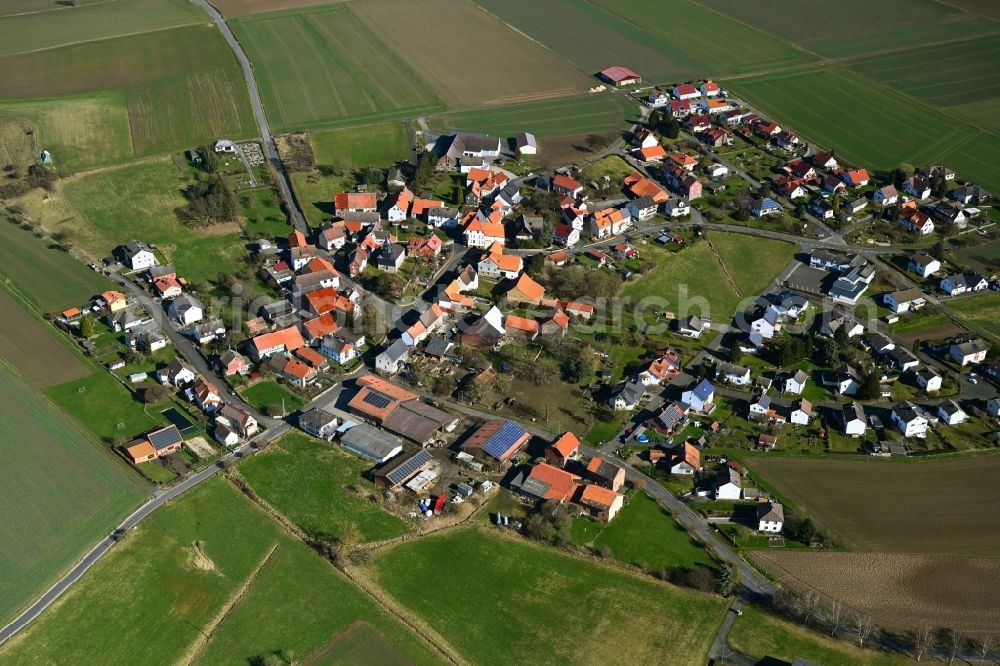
[194,0,307,233]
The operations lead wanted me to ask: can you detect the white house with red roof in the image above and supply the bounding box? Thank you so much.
[672,83,700,100]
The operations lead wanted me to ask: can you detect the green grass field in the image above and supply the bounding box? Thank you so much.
[232,5,445,132]
[369,526,727,665]
[946,291,1000,341]
[954,237,1000,275]
[57,159,249,284]
[428,93,635,139]
[728,606,912,665]
[0,478,445,665]
[0,92,133,171]
[239,380,305,415]
[850,35,1000,132]
[45,369,164,443]
[0,25,257,165]
[621,241,741,322]
[0,117,35,168]
[726,66,1000,194]
[0,362,145,624]
[0,215,114,311]
[237,433,411,544]
[571,492,716,574]
[710,232,796,300]
[311,123,411,167]
[0,0,205,58]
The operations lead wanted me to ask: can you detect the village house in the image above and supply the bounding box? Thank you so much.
[664,198,691,217]
[915,366,942,393]
[463,216,506,249]
[783,369,809,395]
[716,467,742,500]
[908,252,941,278]
[899,208,934,235]
[609,380,645,411]
[544,431,580,468]
[669,442,701,475]
[589,206,631,239]
[218,350,250,377]
[638,348,681,385]
[576,484,625,523]
[757,501,784,533]
[940,272,989,296]
[334,192,378,215]
[216,404,258,438]
[892,401,928,437]
[790,399,812,425]
[949,338,988,366]
[505,273,545,305]
[682,379,715,413]
[842,402,867,437]
[299,407,339,441]
[822,365,859,396]
[376,339,410,374]
[883,288,926,314]
[158,358,196,387]
[903,176,932,200]
[873,184,898,206]
[586,457,626,491]
[115,240,157,272]
[249,326,305,362]
[748,198,783,218]
[841,169,870,188]
[938,399,967,425]
[191,378,222,413]
[124,425,183,464]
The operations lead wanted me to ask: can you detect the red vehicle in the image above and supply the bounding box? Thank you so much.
[432,494,446,514]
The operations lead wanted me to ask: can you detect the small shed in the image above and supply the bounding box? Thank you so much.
[514,132,538,155]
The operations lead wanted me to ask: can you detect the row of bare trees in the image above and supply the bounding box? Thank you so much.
[777,588,995,662]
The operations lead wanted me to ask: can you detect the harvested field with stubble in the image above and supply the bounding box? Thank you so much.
[752,550,1000,633]
[743,456,1000,555]
[354,0,592,109]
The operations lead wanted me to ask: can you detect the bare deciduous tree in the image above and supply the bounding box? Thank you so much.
[945,627,964,665]
[913,625,935,662]
[977,634,994,663]
[802,590,821,626]
[825,600,843,637]
[853,613,876,649]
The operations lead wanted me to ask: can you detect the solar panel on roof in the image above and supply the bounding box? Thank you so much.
[482,421,527,459]
[363,391,392,409]
[148,425,182,451]
[385,449,432,485]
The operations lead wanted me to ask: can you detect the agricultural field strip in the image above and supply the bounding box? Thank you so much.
[752,550,1000,634]
[0,0,206,58]
[231,5,444,131]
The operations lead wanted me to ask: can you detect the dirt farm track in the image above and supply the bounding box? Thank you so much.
[753,550,1000,634]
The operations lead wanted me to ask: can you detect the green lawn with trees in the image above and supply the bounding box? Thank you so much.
[239,380,305,416]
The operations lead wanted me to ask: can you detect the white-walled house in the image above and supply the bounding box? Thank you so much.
[915,367,942,393]
[168,295,203,326]
[682,379,715,412]
[950,339,988,366]
[757,501,784,533]
[842,402,866,437]
[892,401,928,437]
[938,399,967,425]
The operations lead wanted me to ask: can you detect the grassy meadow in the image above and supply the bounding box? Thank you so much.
[0,479,445,666]
[45,368,164,443]
[0,288,90,387]
[237,433,411,544]
[232,5,445,132]
[48,158,250,284]
[310,122,411,167]
[710,232,796,300]
[0,25,257,166]
[239,380,306,415]
[0,362,145,625]
[728,605,913,666]
[369,526,728,665]
[946,291,1000,341]
[0,92,133,171]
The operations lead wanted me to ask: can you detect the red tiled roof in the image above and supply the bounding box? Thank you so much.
[526,463,580,501]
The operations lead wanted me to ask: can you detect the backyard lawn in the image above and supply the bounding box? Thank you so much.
[946,292,1000,341]
[239,380,305,415]
[570,491,716,574]
[237,433,411,544]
